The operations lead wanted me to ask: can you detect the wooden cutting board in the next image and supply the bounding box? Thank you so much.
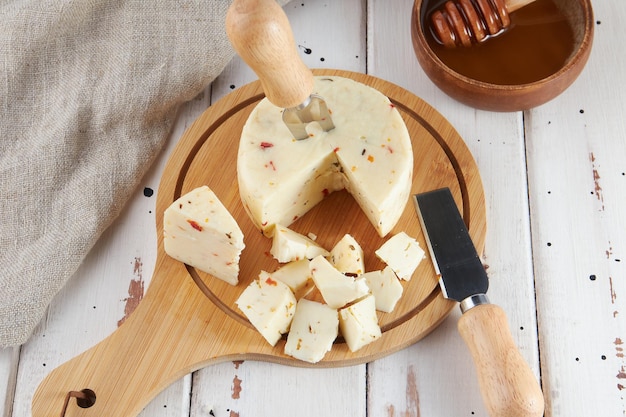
[32,70,486,417]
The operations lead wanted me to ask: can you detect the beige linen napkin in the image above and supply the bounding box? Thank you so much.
[0,0,288,347]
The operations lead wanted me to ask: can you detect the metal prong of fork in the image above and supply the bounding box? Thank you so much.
[282,94,335,140]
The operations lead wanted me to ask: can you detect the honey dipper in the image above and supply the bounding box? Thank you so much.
[429,0,536,48]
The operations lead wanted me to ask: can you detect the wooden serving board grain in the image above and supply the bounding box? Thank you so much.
[32,70,485,417]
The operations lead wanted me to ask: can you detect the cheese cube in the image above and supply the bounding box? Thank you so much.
[339,294,381,352]
[163,186,244,285]
[309,255,369,309]
[263,259,315,300]
[363,266,404,313]
[284,299,338,363]
[329,234,365,275]
[374,232,424,281]
[235,276,296,346]
[270,224,330,263]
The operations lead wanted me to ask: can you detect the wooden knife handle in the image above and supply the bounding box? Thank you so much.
[226,0,314,108]
[457,303,545,417]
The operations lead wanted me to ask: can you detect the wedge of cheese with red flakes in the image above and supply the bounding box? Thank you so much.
[329,234,365,276]
[339,294,381,352]
[309,255,369,309]
[236,276,296,346]
[284,299,338,363]
[263,259,315,300]
[163,185,244,285]
[374,232,424,281]
[238,76,413,238]
[269,224,329,263]
[362,266,404,313]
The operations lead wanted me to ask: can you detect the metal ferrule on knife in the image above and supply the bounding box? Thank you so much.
[459,293,490,313]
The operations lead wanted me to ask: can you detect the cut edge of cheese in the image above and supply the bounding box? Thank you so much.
[270,224,330,263]
[329,233,365,276]
[163,185,245,286]
[362,266,404,313]
[309,255,369,309]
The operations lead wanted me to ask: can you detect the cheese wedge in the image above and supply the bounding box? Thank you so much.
[363,266,404,313]
[238,76,413,238]
[270,224,329,263]
[236,276,297,346]
[163,185,244,285]
[263,259,315,300]
[309,255,369,309]
[284,299,339,363]
[375,232,424,281]
[329,234,364,276]
[339,294,381,352]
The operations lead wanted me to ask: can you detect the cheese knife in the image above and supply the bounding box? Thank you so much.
[414,188,544,417]
[226,0,335,140]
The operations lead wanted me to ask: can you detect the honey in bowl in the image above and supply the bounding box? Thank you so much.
[422,0,577,85]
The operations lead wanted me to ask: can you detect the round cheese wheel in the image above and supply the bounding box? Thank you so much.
[237,76,413,238]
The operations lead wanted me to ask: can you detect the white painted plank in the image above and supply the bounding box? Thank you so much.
[366,0,540,415]
[190,361,366,417]
[189,1,369,417]
[282,0,366,73]
[368,313,488,416]
[526,2,626,415]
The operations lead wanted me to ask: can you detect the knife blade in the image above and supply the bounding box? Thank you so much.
[414,187,489,309]
[414,187,544,417]
[226,0,335,140]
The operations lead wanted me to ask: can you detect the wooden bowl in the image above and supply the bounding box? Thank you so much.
[411,0,594,111]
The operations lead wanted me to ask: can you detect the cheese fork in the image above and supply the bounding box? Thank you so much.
[226,0,335,140]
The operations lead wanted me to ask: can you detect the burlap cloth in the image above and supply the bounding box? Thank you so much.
[0,0,289,347]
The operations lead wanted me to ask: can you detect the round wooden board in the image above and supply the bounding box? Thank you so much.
[157,69,486,355]
[32,70,486,417]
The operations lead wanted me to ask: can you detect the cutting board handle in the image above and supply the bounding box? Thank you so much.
[31,260,258,417]
[458,303,545,417]
[226,0,314,109]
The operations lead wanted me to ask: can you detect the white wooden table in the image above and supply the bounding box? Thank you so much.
[2,1,625,416]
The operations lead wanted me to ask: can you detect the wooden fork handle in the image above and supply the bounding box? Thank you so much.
[226,0,314,108]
